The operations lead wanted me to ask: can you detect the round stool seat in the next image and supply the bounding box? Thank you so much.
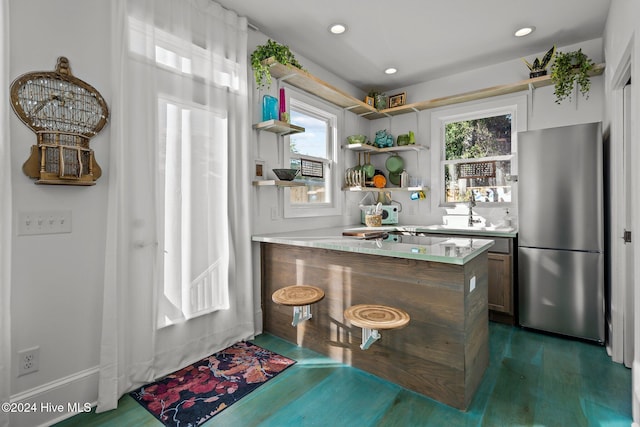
[272,285,325,306]
[344,304,410,330]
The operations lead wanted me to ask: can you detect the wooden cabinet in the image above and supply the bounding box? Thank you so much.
[260,242,489,410]
[419,232,515,324]
[488,252,513,318]
[486,238,515,324]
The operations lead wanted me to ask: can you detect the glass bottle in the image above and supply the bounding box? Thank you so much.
[262,95,279,121]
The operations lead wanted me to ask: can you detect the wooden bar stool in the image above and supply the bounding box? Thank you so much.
[272,285,325,327]
[344,304,410,350]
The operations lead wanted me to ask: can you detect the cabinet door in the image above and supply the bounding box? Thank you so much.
[488,253,512,314]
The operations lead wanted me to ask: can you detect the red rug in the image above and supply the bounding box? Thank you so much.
[129,341,296,426]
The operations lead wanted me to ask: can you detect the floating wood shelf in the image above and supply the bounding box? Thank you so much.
[342,186,429,193]
[253,180,305,187]
[265,57,605,120]
[343,143,428,153]
[253,119,304,135]
[264,57,377,116]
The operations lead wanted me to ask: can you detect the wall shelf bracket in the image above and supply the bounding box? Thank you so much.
[291,304,313,327]
[359,327,381,350]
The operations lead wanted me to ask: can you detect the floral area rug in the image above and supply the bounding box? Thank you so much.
[129,341,296,426]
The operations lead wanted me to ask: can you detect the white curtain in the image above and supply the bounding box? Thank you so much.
[98,0,255,412]
[0,1,11,426]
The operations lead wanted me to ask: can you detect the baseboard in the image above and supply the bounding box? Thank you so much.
[9,366,99,427]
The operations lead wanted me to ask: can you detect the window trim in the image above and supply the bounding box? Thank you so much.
[430,95,527,208]
[283,88,342,218]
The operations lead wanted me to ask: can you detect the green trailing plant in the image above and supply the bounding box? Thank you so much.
[522,45,556,78]
[550,49,594,104]
[251,39,303,89]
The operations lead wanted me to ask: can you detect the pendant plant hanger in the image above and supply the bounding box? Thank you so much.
[550,49,594,104]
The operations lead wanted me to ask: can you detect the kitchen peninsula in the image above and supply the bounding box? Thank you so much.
[253,227,494,409]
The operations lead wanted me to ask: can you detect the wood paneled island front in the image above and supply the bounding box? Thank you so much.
[253,227,494,410]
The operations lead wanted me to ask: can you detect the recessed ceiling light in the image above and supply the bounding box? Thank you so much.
[515,26,535,37]
[385,67,397,75]
[329,24,347,34]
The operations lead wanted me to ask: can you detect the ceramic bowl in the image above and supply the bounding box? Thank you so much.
[347,134,367,144]
[272,168,299,181]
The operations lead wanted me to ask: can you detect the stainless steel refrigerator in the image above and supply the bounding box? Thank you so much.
[518,122,604,343]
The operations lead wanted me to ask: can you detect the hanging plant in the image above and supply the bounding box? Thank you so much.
[250,39,304,90]
[522,45,556,78]
[550,49,594,104]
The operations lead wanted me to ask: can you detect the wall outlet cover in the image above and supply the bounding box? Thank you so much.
[17,346,40,377]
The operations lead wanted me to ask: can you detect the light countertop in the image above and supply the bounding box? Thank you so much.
[252,226,496,265]
[390,224,518,238]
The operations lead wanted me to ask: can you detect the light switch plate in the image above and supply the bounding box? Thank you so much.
[18,210,72,235]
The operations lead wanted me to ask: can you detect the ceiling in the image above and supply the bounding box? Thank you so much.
[215,0,611,93]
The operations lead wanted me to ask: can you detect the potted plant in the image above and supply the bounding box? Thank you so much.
[550,48,595,104]
[250,39,304,90]
[368,90,388,110]
[522,45,555,78]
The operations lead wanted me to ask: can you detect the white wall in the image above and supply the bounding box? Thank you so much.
[366,38,605,228]
[9,1,110,425]
[602,0,640,424]
[249,30,370,236]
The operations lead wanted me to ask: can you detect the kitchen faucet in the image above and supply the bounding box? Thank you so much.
[467,194,481,227]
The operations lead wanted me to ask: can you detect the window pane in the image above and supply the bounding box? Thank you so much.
[288,108,329,204]
[445,114,511,160]
[289,110,327,158]
[444,160,512,203]
[443,113,512,204]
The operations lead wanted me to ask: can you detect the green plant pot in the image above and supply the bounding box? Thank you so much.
[529,70,547,78]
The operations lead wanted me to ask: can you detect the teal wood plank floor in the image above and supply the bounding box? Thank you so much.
[55,323,632,427]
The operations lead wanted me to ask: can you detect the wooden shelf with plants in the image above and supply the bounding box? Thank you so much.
[342,143,428,154]
[264,57,605,120]
[263,57,378,116]
[341,185,429,193]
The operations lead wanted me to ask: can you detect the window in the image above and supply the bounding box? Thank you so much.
[129,16,234,328]
[444,114,513,203]
[284,93,341,217]
[431,96,526,206]
[157,99,230,327]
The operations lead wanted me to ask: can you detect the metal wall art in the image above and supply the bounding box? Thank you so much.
[10,57,109,185]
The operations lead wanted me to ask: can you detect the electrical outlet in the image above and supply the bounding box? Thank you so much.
[470,276,476,293]
[17,346,39,377]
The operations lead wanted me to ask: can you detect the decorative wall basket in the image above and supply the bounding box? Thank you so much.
[10,57,109,185]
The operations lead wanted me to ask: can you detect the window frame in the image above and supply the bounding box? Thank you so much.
[283,88,342,218]
[430,95,527,208]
